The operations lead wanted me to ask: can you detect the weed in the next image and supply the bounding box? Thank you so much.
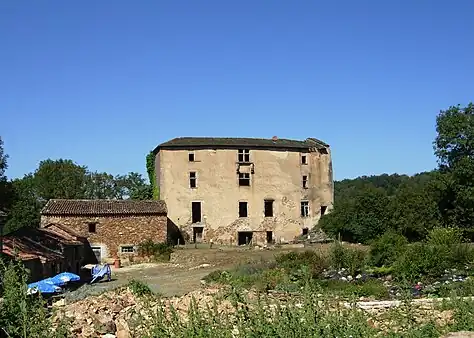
[128,279,154,297]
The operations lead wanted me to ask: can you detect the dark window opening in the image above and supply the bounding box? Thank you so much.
[238,231,253,245]
[266,231,273,244]
[302,228,309,236]
[239,173,250,186]
[238,149,250,162]
[302,175,308,188]
[121,246,135,253]
[192,202,202,223]
[321,205,327,216]
[88,222,97,233]
[301,155,307,165]
[264,200,274,217]
[189,172,197,188]
[239,202,248,217]
[193,227,204,243]
[318,148,328,155]
[301,201,309,217]
[189,153,195,161]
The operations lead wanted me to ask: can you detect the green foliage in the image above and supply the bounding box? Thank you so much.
[329,241,367,275]
[34,159,87,200]
[146,151,159,199]
[275,250,328,277]
[320,185,391,244]
[127,279,154,297]
[426,227,464,246]
[4,174,43,234]
[0,136,14,213]
[138,239,173,261]
[0,259,68,337]
[369,231,408,267]
[319,279,389,299]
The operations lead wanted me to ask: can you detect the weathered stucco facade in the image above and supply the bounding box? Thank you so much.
[40,199,168,262]
[154,137,333,245]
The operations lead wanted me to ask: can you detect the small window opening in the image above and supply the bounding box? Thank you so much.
[121,246,135,253]
[318,148,328,155]
[302,228,309,236]
[88,222,97,233]
[301,201,309,217]
[188,153,195,161]
[238,149,250,162]
[301,154,307,165]
[264,200,274,217]
[189,172,197,188]
[239,202,248,217]
[239,173,250,186]
[302,175,308,188]
[321,205,327,216]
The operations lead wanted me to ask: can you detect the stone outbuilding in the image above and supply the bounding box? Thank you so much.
[40,199,168,262]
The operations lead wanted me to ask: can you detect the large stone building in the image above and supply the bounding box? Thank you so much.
[40,199,168,262]
[153,137,333,245]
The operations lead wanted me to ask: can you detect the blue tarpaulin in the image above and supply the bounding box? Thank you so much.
[90,264,111,284]
[27,280,62,295]
[45,272,81,286]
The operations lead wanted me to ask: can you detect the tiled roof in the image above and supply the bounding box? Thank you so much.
[2,235,64,262]
[154,137,329,152]
[41,199,167,216]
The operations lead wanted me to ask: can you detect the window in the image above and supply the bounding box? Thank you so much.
[302,228,309,236]
[189,172,197,188]
[239,173,250,186]
[239,202,248,217]
[302,175,308,189]
[189,152,195,161]
[301,154,307,165]
[192,202,202,223]
[121,246,135,253]
[88,222,97,233]
[264,200,274,217]
[321,205,327,216]
[300,201,309,217]
[238,149,250,162]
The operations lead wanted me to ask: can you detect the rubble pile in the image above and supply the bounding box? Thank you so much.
[52,286,233,338]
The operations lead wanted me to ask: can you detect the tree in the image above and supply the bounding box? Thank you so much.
[84,171,119,199]
[33,159,87,200]
[0,136,13,212]
[4,175,42,234]
[434,103,474,228]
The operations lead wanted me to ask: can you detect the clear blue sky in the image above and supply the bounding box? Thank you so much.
[2,1,473,181]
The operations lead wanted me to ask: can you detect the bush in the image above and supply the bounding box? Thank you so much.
[426,227,464,246]
[138,239,173,261]
[369,231,408,267]
[275,250,328,277]
[330,242,367,276]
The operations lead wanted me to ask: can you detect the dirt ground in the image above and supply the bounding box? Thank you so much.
[66,244,334,300]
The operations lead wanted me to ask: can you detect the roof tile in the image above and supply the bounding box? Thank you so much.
[41,199,167,216]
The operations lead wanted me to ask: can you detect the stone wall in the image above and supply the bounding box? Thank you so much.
[40,215,167,261]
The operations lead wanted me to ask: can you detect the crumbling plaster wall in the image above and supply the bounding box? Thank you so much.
[158,147,333,245]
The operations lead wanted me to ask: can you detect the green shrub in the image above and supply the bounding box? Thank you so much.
[275,250,328,277]
[127,279,153,297]
[369,231,408,267]
[330,242,367,276]
[426,227,464,246]
[319,279,389,299]
[138,239,173,261]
